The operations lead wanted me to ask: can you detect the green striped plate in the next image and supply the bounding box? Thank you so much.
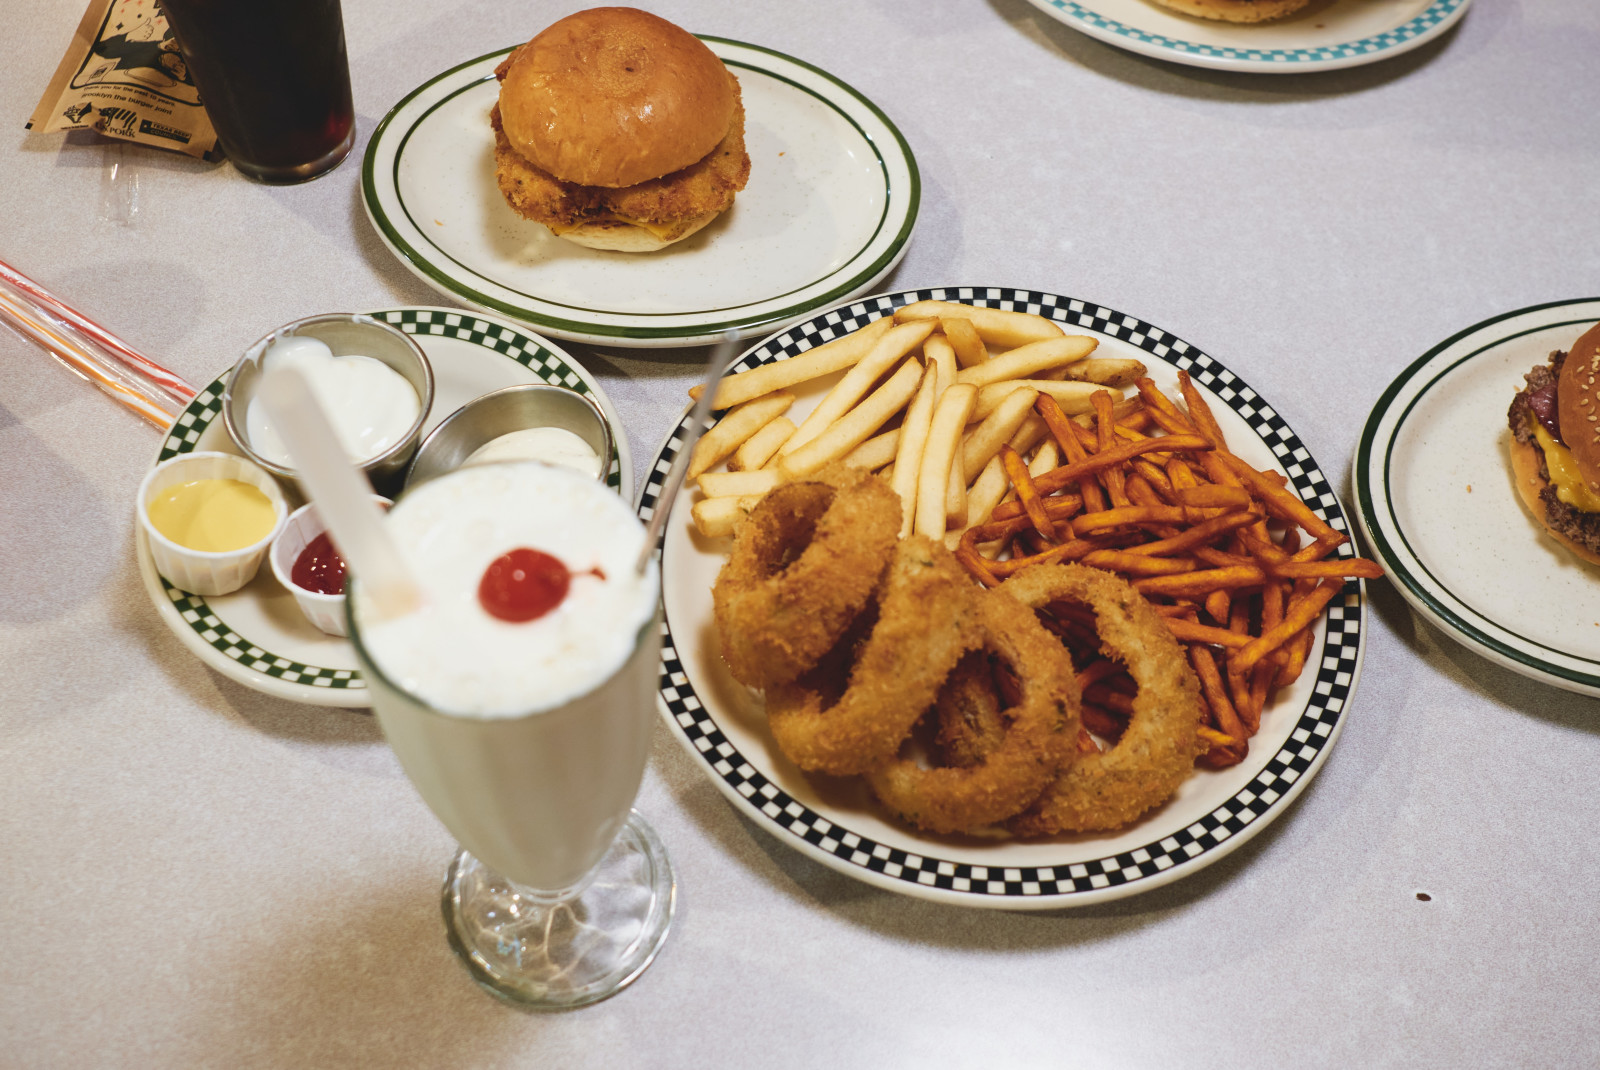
[1352,298,1600,696]
[363,38,919,347]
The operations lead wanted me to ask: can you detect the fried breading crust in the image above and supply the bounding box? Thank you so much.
[490,74,750,231]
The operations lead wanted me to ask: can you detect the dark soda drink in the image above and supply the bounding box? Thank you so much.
[157,0,355,183]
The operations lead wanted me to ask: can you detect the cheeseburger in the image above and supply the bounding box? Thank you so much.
[1507,322,1600,565]
[490,7,751,252]
[1147,0,1311,21]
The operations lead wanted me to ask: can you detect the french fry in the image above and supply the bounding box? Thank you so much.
[1062,356,1148,388]
[926,333,959,397]
[915,383,977,539]
[971,379,1112,420]
[1079,550,1196,576]
[781,319,936,456]
[1216,452,1345,546]
[1232,581,1342,674]
[956,336,1099,389]
[843,426,899,470]
[691,317,891,408]
[962,386,1039,477]
[963,454,1009,533]
[1026,438,1059,479]
[1008,413,1049,457]
[1032,434,1213,498]
[942,316,990,367]
[1132,565,1267,599]
[946,452,968,530]
[895,301,1065,348]
[1168,618,1254,649]
[729,415,795,471]
[697,469,783,499]
[779,359,926,481]
[1093,390,1129,508]
[1000,444,1054,543]
[691,495,762,538]
[893,370,939,537]
[686,391,795,481]
[1267,558,1386,581]
[1036,393,1104,514]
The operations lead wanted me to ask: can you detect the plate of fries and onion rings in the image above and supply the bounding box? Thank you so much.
[641,287,1381,908]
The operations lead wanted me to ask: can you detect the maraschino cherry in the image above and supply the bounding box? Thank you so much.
[478,548,571,622]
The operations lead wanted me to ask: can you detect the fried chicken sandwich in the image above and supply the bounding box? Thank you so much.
[1508,322,1600,565]
[490,7,751,252]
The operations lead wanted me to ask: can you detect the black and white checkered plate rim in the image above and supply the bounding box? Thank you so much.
[640,287,1365,907]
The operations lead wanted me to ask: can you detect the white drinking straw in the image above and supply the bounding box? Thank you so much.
[636,331,741,575]
[256,364,422,618]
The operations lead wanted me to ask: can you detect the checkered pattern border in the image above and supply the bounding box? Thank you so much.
[148,310,625,691]
[377,309,623,492]
[161,579,364,689]
[643,287,1363,902]
[1050,0,1466,65]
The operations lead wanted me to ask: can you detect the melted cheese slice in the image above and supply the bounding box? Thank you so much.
[1533,424,1600,512]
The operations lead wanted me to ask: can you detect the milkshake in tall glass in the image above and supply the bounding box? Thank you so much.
[348,460,671,1008]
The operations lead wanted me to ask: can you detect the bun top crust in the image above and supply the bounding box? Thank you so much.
[1556,322,1600,490]
[498,7,736,189]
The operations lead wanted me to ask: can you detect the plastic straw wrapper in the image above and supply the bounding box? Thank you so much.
[0,273,183,429]
[0,258,194,402]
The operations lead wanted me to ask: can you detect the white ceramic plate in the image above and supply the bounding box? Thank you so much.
[362,38,919,348]
[641,287,1368,908]
[135,307,631,708]
[1352,298,1600,696]
[1024,0,1471,73]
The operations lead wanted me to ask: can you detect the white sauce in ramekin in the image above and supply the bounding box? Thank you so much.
[246,336,419,466]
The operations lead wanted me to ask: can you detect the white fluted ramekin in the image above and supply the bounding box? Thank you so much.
[268,497,390,636]
[137,451,287,596]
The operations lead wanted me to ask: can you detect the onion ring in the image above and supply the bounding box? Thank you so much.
[998,564,1204,835]
[932,652,1008,769]
[712,465,899,689]
[766,536,977,776]
[866,594,1080,834]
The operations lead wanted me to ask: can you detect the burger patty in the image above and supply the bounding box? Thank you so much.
[1508,350,1600,552]
[490,94,750,231]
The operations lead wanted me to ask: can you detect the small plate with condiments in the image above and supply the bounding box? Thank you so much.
[1351,297,1600,696]
[135,306,631,707]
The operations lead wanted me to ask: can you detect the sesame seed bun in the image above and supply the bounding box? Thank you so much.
[1554,322,1600,493]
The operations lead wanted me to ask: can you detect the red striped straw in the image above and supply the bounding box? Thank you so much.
[0,257,197,403]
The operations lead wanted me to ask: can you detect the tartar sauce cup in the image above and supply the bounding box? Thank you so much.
[221,312,434,492]
[269,497,391,637]
[137,451,288,597]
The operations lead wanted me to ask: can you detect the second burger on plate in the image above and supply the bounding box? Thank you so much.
[489,6,752,253]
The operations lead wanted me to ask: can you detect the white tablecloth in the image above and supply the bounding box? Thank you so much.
[5,1,1597,1066]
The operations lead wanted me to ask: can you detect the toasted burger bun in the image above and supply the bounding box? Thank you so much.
[1554,322,1600,491]
[499,7,736,189]
[1147,0,1312,22]
[1508,436,1600,567]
